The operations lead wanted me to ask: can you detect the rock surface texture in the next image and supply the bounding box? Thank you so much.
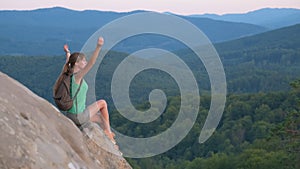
[0,72,132,169]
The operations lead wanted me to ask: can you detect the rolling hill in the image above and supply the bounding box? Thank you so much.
[215,23,300,65]
[215,24,300,93]
[0,24,299,103]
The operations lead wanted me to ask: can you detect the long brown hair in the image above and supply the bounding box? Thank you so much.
[64,52,86,75]
[53,52,85,95]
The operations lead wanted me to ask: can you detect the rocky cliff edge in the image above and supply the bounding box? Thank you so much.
[0,72,132,169]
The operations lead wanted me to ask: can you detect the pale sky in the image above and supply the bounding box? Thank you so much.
[1,0,300,15]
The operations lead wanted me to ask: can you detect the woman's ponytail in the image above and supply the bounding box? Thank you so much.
[66,52,80,75]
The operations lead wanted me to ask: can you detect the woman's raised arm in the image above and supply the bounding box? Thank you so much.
[76,37,104,81]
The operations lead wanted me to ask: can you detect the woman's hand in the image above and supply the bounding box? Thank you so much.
[64,44,71,63]
[64,44,70,53]
[75,37,104,81]
[97,37,104,47]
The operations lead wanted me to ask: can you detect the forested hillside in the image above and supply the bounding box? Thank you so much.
[122,80,300,169]
[216,24,300,93]
[0,24,299,102]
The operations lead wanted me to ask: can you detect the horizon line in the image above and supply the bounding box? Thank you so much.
[1,6,300,16]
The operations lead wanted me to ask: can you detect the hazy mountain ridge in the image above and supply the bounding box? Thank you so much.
[0,7,267,56]
[190,8,300,29]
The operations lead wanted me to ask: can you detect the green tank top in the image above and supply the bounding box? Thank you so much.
[68,75,88,114]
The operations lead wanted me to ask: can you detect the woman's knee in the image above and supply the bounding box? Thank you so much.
[97,99,107,108]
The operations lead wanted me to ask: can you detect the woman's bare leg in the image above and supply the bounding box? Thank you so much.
[87,100,115,140]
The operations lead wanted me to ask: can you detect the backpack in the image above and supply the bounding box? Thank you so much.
[53,72,82,111]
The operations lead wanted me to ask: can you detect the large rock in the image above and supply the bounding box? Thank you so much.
[0,72,132,169]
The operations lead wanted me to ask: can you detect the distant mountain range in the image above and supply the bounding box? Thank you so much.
[0,7,299,56]
[0,7,267,56]
[190,8,300,29]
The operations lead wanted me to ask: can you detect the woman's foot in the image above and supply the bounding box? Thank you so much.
[111,131,115,138]
[104,130,116,144]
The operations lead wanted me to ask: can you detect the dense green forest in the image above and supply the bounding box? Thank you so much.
[122,80,300,169]
[0,24,299,168]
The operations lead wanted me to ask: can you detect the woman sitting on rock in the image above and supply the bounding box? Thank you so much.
[59,37,116,144]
